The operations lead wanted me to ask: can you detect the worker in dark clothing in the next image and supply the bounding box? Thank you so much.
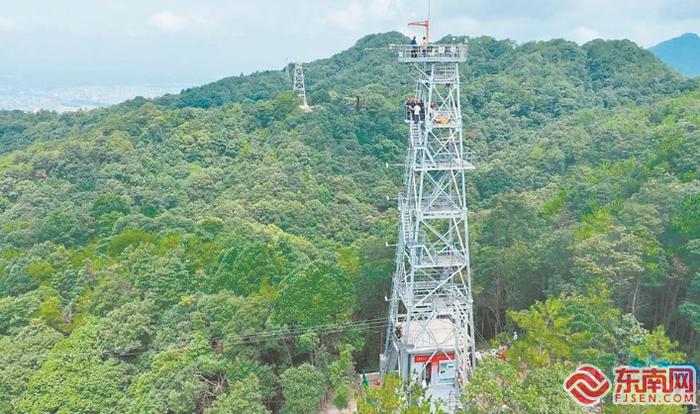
[410,36,418,58]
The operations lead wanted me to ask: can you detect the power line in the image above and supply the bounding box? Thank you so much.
[229,319,390,347]
[233,317,389,341]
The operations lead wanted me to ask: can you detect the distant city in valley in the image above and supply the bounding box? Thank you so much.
[0,84,189,112]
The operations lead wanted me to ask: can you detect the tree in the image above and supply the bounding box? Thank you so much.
[507,294,684,370]
[572,226,645,315]
[274,262,355,328]
[129,252,194,309]
[98,299,154,358]
[629,326,684,365]
[0,286,62,335]
[328,344,355,408]
[16,320,128,414]
[0,323,62,411]
[123,333,227,414]
[91,193,131,217]
[280,363,326,414]
[205,374,270,414]
[679,271,700,354]
[357,373,436,414]
[460,358,585,414]
[673,193,700,238]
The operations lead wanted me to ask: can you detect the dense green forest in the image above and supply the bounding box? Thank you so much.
[1,32,699,413]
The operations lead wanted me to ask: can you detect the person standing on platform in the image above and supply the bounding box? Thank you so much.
[410,36,418,58]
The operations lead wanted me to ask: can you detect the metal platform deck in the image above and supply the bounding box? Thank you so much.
[394,44,467,63]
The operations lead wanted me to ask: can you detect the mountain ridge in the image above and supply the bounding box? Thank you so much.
[155,32,693,111]
[651,32,700,77]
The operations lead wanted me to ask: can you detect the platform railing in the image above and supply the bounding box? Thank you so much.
[394,44,467,63]
[432,66,459,82]
[429,149,477,165]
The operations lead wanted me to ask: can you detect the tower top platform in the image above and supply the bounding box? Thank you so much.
[393,44,467,63]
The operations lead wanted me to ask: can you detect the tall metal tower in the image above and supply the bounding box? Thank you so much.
[380,43,476,410]
[292,63,310,110]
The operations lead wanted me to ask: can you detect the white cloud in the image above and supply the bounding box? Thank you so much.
[368,0,393,17]
[322,0,402,31]
[0,16,17,32]
[149,11,188,31]
[569,26,600,44]
[323,1,365,30]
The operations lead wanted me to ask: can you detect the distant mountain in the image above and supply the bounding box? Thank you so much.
[651,32,700,77]
[158,32,692,112]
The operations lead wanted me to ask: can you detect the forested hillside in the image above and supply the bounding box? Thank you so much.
[0,32,699,413]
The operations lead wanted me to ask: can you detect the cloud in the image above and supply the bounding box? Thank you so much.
[323,1,365,30]
[322,0,402,30]
[569,26,600,44]
[0,16,17,32]
[368,0,393,17]
[658,0,700,21]
[434,0,566,20]
[149,11,188,31]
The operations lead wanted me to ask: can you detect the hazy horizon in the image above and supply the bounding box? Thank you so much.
[2,0,699,111]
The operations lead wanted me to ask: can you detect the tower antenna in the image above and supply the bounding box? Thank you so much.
[408,0,431,42]
[428,0,431,24]
[407,19,430,43]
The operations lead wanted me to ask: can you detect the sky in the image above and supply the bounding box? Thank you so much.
[1,0,699,89]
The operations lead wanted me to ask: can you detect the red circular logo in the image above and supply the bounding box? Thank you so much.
[564,365,611,406]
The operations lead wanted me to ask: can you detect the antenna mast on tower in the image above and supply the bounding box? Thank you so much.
[407,20,430,43]
[380,20,476,413]
[408,0,431,42]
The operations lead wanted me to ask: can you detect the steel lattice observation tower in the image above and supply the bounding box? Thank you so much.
[380,41,477,412]
[292,62,311,111]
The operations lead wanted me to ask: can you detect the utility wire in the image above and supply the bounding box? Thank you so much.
[229,319,390,346]
[231,317,389,342]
